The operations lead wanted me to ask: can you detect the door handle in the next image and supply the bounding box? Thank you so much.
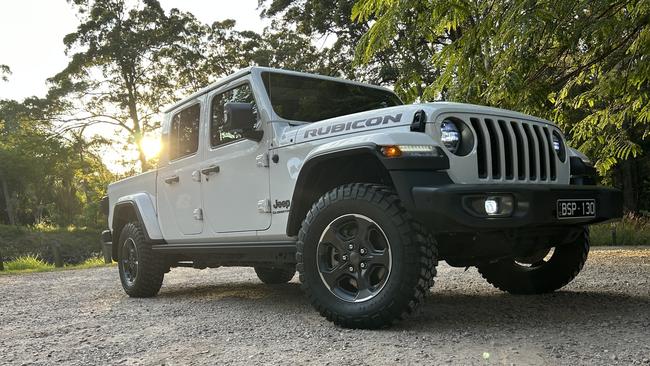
[201,165,220,175]
[164,175,179,184]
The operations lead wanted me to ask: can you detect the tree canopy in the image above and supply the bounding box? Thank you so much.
[349,0,650,209]
[2,0,649,227]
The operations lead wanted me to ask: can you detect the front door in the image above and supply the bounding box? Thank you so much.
[201,82,271,234]
[157,101,204,240]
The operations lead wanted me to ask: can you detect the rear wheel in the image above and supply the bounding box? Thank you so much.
[254,265,296,284]
[118,222,166,297]
[477,228,589,294]
[297,184,438,329]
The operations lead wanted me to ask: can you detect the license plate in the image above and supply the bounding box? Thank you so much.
[557,199,596,219]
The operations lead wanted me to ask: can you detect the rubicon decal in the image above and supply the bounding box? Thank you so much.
[303,113,403,139]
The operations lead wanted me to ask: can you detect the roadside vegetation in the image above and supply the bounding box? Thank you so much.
[591,214,650,246]
[0,254,111,275]
[0,224,108,274]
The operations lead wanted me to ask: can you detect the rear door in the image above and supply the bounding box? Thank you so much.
[157,101,205,240]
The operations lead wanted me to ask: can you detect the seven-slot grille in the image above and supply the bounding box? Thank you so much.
[469,117,559,182]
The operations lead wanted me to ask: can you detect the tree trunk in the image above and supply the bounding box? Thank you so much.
[122,68,149,172]
[621,158,639,213]
[0,171,16,225]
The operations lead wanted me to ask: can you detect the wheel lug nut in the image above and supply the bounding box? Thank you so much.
[342,255,348,261]
[360,248,366,255]
[360,262,366,269]
[348,244,354,250]
[348,266,355,272]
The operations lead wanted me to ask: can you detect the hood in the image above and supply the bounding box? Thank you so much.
[276,102,554,146]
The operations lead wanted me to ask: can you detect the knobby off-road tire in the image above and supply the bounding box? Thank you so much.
[118,222,166,297]
[296,183,438,329]
[477,228,590,295]
[254,265,296,284]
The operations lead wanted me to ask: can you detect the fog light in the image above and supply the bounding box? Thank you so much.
[464,194,515,217]
[484,199,498,215]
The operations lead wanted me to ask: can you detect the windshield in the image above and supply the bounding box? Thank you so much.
[261,72,402,122]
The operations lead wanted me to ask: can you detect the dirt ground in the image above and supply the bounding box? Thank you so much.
[1,247,649,365]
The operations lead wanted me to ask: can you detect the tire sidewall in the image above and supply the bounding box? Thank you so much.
[301,196,411,317]
[117,224,140,292]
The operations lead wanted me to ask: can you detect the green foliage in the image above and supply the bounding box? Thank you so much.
[0,64,10,82]
[49,0,217,170]
[351,0,650,210]
[259,0,440,92]
[0,224,102,264]
[590,213,650,246]
[0,99,114,227]
[3,254,54,271]
[77,256,107,268]
[353,0,650,172]
[0,254,110,275]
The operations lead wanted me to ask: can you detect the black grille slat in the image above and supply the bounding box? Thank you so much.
[471,118,487,178]
[533,125,547,180]
[485,119,501,179]
[498,120,514,180]
[511,121,526,180]
[544,127,557,180]
[522,124,537,180]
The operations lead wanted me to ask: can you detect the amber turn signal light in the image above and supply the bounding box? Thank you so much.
[381,145,402,158]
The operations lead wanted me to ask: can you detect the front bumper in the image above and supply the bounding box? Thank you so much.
[410,184,623,233]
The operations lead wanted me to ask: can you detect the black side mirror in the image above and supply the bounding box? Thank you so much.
[224,102,263,141]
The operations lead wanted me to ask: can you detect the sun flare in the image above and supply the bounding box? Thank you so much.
[140,136,162,160]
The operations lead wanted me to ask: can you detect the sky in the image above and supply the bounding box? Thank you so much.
[0,0,268,101]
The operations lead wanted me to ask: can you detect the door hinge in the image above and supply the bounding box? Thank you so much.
[256,153,269,168]
[193,208,203,221]
[257,199,271,213]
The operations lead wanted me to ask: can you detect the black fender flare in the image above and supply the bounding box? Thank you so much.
[111,201,165,260]
[285,145,450,236]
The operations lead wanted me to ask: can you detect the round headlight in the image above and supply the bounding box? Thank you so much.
[552,131,566,162]
[441,119,461,154]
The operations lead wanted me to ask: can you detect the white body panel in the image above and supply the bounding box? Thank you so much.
[107,170,163,240]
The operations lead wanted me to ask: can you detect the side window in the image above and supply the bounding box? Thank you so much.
[211,83,256,147]
[169,103,201,161]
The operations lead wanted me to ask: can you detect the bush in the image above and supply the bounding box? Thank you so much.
[590,213,650,246]
[0,225,102,265]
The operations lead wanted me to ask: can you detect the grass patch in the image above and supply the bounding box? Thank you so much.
[0,255,113,275]
[3,254,54,271]
[0,224,102,265]
[591,213,650,246]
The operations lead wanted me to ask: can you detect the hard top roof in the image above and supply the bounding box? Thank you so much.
[163,66,397,113]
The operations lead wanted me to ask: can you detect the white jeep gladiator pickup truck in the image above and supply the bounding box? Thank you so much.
[101,67,622,328]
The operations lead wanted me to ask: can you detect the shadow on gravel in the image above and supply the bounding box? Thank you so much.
[125,278,649,331]
[157,282,305,302]
[411,291,650,330]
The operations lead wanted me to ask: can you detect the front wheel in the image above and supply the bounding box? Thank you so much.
[118,222,166,297]
[297,184,438,329]
[477,228,590,295]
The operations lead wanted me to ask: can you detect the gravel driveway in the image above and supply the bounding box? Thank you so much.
[1,247,649,365]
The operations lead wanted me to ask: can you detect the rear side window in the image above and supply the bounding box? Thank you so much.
[169,103,201,161]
